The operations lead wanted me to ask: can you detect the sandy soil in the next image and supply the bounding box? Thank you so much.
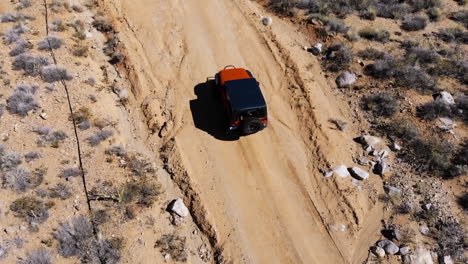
[97,0,384,263]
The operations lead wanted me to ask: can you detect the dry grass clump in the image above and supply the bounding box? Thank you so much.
[357,48,387,60]
[13,54,50,76]
[120,180,162,207]
[437,28,468,44]
[37,35,63,50]
[87,130,113,146]
[9,38,31,56]
[51,19,67,32]
[54,216,121,263]
[48,183,72,200]
[6,84,40,116]
[416,101,459,120]
[325,18,349,33]
[0,145,22,171]
[92,17,113,33]
[155,234,188,262]
[361,93,399,118]
[40,65,73,82]
[449,10,468,28]
[3,24,29,44]
[10,196,51,223]
[60,167,82,180]
[324,43,353,72]
[395,66,438,94]
[72,44,89,57]
[24,151,41,162]
[36,129,67,148]
[18,249,52,264]
[358,27,390,42]
[406,48,440,65]
[2,166,45,192]
[401,14,428,31]
[364,56,396,79]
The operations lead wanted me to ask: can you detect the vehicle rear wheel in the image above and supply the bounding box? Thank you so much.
[241,117,262,135]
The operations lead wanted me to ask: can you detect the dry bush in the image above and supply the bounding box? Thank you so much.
[87,130,113,146]
[457,192,468,211]
[37,35,63,50]
[449,10,468,28]
[456,96,468,122]
[24,151,41,162]
[6,84,40,116]
[437,28,468,44]
[1,13,17,23]
[427,7,442,21]
[120,180,162,207]
[55,216,121,263]
[10,196,51,223]
[37,130,67,148]
[0,145,22,171]
[92,17,113,33]
[359,7,377,20]
[13,54,50,76]
[72,44,89,57]
[375,3,409,19]
[105,145,126,157]
[48,183,72,200]
[40,65,73,82]
[70,107,92,127]
[155,234,187,262]
[61,167,82,180]
[406,48,440,64]
[32,126,51,136]
[78,120,91,130]
[324,43,353,72]
[429,58,468,84]
[357,48,387,60]
[364,56,396,79]
[9,38,31,56]
[361,93,399,118]
[17,0,32,10]
[401,15,428,31]
[0,104,4,118]
[395,66,438,94]
[358,27,390,42]
[18,249,52,264]
[2,166,45,192]
[51,19,66,32]
[416,101,459,120]
[326,18,349,33]
[433,220,465,260]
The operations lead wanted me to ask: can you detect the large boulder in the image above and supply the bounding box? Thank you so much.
[435,91,455,105]
[336,71,357,88]
[169,198,189,217]
[349,167,369,180]
[376,239,399,255]
[333,165,350,178]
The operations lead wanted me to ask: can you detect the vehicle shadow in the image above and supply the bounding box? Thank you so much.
[189,80,240,141]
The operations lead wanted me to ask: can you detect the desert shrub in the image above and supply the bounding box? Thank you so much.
[437,28,468,44]
[406,48,440,64]
[24,151,41,162]
[326,18,348,33]
[361,93,399,118]
[267,0,299,16]
[49,183,72,200]
[13,54,50,76]
[364,56,396,79]
[375,3,410,19]
[416,101,459,120]
[61,167,82,180]
[70,107,92,125]
[457,193,468,211]
[400,39,419,49]
[395,66,438,93]
[449,10,468,28]
[456,96,468,122]
[125,153,155,177]
[18,249,52,264]
[408,0,441,12]
[358,27,390,42]
[452,139,468,167]
[40,65,72,82]
[9,38,31,56]
[0,145,22,171]
[50,0,65,13]
[360,7,377,20]
[10,196,50,223]
[78,120,90,130]
[155,234,187,262]
[71,5,84,12]
[380,118,419,142]
[72,44,88,57]
[91,209,109,225]
[357,48,387,60]
[324,43,353,72]
[37,35,63,50]
[37,130,67,148]
[92,17,113,33]
[51,19,66,32]
[105,145,126,157]
[428,59,468,84]
[0,104,4,118]
[2,166,45,192]
[87,130,113,146]
[6,84,40,116]
[427,7,442,21]
[3,29,20,44]
[32,126,51,136]
[17,0,32,10]
[55,216,121,263]
[434,220,465,260]
[1,13,17,23]
[401,15,428,31]
[120,180,162,207]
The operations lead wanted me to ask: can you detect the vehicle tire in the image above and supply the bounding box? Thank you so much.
[241,117,262,135]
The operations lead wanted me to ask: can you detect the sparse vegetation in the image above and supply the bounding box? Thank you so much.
[105,145,126,157]
[40,65,73,82]
[9,38,31,56]
[433,220,465,260]
[87,130,113,146]
[37,130,67,148]
[155,234,187,262]
[416,101,459,120]
[364,56,396,79]
[18,249,52,264]
[2,166,45,192]
[326,18,348,33]
[357,48,387,60]
[24,151,41,162]
[406,48,440,65]
[51,19,67,32]
[427,7,442,21]
[120,180,162,207]
[49,183,72,200]
[361,93,399,118]
[6,84,40,116]
[401,15,428,31]
[395,66,438,93]
[37,35,63,50]
[449,10,468,28]
[10,196,51,223]
[358,27,390,42]
[55,216,121,263]
[72,44,89,57]
[437,27,468,44]
[92,17,113,33]
[13,54,50,76]
[61,167,82,180]
[324,43,353,72]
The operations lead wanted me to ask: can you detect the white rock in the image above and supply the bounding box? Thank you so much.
[435,91,455,105]
[40,112,47,120]
[336,71,357,88]
[308,43,323,55]
[400,245,410,256]
[170,198,189,217]
[374,161,389,175]
[349,167,369,180]
[324,171,334,178]
[440,255,453,264]
[333,165,350,178]
[384,185,402,196]
[359,135,382,149]
[119,89,129,100]
[419,225,430,235]
[391,142,402,151]
[377,240,399,255]
[262,16,272,26]
[379,150,389,159]
[439,117,453,126]
[407,247,434,264]
[371,246,386,258]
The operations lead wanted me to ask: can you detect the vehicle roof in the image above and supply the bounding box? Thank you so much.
[219,68,251,86]
[225,78,267,112]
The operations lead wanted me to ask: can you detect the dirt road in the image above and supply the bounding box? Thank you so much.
[99,0,383,263]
